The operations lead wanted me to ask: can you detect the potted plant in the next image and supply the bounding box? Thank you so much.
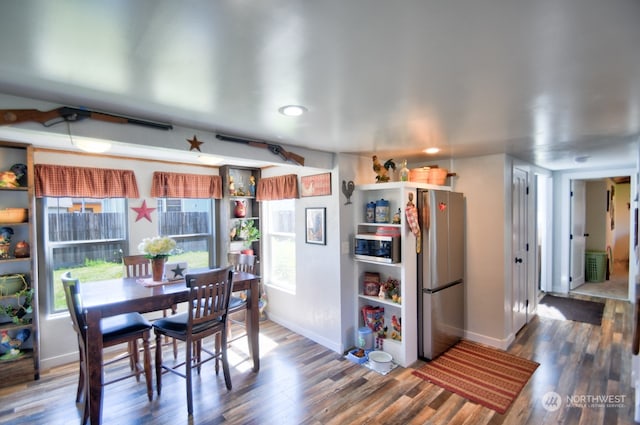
[138,236,177,281]
[0,287,33,325]
[238,219,260,255]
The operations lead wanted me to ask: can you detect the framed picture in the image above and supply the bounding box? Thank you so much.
[301,173,331,197]
[305,207,326,245]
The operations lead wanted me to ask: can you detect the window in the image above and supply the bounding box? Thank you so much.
[45,197,127,313]
[156,198,213,269]
[263,199,296,292]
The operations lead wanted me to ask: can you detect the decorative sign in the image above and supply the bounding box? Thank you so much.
[301,173,331,197]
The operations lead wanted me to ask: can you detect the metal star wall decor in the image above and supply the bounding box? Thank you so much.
[187,135,204,151]
[131,200,156,222]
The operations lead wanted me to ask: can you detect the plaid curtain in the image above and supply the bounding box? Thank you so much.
[150,171,222,199]
[256,174,299,201]
[35,164,140,198]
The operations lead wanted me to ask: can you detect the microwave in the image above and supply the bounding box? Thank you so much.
[354,234,401,264]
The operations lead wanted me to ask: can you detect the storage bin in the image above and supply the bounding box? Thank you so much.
[585,251,607,282]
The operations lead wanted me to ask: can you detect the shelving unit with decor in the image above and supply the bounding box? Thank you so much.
[353,181,450,367]
[0,141,39,387]
[217,165,261,273]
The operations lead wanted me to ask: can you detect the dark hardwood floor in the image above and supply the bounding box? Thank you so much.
[0,293,636,425]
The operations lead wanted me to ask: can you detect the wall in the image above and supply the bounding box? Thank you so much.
[450,154,511,347]
[34,149,221,368]
[260,162,346,352]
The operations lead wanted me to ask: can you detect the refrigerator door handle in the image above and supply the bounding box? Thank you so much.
[423,279,463,294]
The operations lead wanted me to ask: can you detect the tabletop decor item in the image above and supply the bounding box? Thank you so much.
[138,236,177,281]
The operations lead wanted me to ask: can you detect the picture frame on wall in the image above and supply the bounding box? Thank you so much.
[301,173,331,197]
[305,207,326,245]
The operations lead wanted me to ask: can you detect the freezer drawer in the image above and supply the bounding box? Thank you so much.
[420,281,464,360]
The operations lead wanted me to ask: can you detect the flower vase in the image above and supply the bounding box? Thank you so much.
[151,257,166,281]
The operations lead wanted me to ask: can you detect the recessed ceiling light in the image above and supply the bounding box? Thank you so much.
[424,147,440,154]
[574,155,590,163]
[278,105,307,117]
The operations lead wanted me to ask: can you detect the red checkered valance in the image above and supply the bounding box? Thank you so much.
[256,174,299,201]
[151,171,222,199]
[35,164,140,198]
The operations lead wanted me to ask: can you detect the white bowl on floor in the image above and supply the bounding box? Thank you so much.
[368,350,393,373]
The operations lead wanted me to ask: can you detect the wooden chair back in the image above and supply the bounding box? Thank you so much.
[185,267,234,332]
[123,255,150,278]
[227,253,256,274]
[61,271,86,339]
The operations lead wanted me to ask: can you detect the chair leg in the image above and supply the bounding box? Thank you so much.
[169,305,178,360]
[142,333,153,402]
[186,337,193,416]
[214,332,221,375]
[130,340,141,382]
[155,332,163,396]
[195,340,202,374]
[81,396,89,425]
[172,337,178,360]
[221,329,232,390]
[76,342,85,403]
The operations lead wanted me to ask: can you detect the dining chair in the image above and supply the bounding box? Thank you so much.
[152,266,234,417]
[61,271,153,425]
[226,253,257,342]
[123,254,178,359]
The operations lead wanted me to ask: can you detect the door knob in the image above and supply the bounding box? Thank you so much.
[515,257,523,263]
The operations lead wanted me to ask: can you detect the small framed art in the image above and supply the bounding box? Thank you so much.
[305,207,326,245]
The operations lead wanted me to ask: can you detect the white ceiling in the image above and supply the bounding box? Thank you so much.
[0,0,639,170]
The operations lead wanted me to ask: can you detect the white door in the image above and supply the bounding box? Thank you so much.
[512,168,528,332]
[570,180,586,289]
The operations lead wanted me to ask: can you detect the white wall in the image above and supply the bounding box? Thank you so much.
[260,162,347,352]
[451,154,512,347]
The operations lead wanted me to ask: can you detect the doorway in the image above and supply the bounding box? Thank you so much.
[570,176,630,300]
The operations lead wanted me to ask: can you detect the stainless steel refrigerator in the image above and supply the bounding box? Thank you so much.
[417,189,465,360]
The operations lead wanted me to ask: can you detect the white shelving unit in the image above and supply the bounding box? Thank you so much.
[353,181,450,367]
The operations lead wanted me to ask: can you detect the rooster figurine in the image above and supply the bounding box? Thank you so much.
[372,155,389,182]
[341,180,355,205]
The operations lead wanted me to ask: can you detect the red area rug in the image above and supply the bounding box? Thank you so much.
[412,340,539,414]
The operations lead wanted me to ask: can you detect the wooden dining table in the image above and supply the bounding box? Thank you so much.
[81,270,261,424]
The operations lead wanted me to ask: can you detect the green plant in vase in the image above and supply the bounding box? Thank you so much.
[239,219,260,254]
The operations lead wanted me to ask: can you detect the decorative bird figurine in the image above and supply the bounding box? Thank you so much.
[384,159,396,173]
[0,226,13,243]
[342,180,355,205]
[10,163,27,186]
[372,155,390,182]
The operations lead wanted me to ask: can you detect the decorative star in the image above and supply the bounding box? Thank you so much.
[131,200,156,222]
[171,264,186,279]
[187,135,204,152]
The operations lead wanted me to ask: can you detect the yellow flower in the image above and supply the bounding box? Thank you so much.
[138,236,176,259]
